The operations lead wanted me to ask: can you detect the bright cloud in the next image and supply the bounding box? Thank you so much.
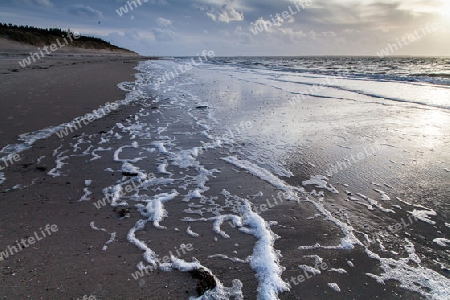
[205,0,244,23]
[156,17,172,27]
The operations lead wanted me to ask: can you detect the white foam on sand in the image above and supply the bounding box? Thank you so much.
[121,162,147,182]
[157,161,172,175]
[396,196,412,206]
[212,214,239,238]
[366,239,450,299]
[408,209,437,225]
[208,254,248,264]
[327,283,341,292]
[182,189,291,299]
[433,238,450,247]
[136,190,179,229]
[329,268,347,274]
[90,146,112,161]
[222,156,304,201]
[179,99,373,289]
[153,141,169,154]
[128,210,244,298]
[303,254,323,265]
[298,264,322,275]
[186,226,200,238]
[168,256,244,300]
[104,184,126,207]
[302,175,339,194]
[114,143,145,163]
[373,188,391,201]
[90,222,117,251]
[47,155,69,177]
[170,147,203,169]
[127,219,159,265]
[356,193,395,213]
[78,180,93,201]
[233,194,291,299]
[299,198,363,251]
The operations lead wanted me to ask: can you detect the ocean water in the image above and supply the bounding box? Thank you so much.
[208,56,450,86]
[1,57,449,299]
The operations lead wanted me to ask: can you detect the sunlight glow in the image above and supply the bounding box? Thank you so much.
[443,2,450,16]
[397,0,449,17]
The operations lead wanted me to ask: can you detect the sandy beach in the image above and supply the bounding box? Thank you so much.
[0,41,185,299]
[1,0,450,298]
[0,37,143,146]
[1,41,449,300]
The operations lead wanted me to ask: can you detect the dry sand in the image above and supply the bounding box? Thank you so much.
[0,37,143,146]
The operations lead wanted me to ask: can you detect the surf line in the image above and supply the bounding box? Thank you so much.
[289,261,329,286]
[154,50,215,88]
[130,243,194,280]
[363,214,419,247]
[93,176,151,210]
[228,191,285,228]
[94,180,145,209]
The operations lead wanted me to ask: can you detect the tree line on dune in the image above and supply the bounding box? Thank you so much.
[0,23,134,53]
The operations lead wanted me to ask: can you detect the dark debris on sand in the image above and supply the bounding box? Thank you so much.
[189,268,217,296]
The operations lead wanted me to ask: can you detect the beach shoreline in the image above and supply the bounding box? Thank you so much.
[0,53,449,300]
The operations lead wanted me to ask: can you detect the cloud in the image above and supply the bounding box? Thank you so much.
[278,27,307,40]
[35,0,52,7]
[151,27,178,41]
[68,4,103,19]
[149,0,168,4]
[397,0,447,15]
[156,17,172,27]
[16,0,53,7]
[321,31,336,37]
[231,25,253,44]
[1,0,449,56]
[205,0,244,23]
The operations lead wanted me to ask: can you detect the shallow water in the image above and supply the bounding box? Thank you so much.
[136,58,450,299]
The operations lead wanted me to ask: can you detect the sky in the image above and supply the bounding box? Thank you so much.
[0,0,449,56]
